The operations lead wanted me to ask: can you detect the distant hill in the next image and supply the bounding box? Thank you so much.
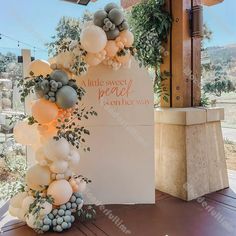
[206,44,236,64]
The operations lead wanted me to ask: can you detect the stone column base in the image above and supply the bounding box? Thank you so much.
[155,107,229,201]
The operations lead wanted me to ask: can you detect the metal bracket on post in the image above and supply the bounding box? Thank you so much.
[188,5,204,38]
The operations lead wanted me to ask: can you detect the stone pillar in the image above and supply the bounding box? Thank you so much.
[155,107,229,201]
[121,0,228,200]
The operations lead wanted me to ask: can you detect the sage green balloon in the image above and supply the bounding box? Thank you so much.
[121,21,129,31]
[108,9,124,26]
[56,86,77,109]
[106,27,120,40]
[50,70,69,86]
[104,3,119,13]
[93,10,107,27]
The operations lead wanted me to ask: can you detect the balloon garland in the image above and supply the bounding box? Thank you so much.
[9,2,134,234]
[50,2,135,74]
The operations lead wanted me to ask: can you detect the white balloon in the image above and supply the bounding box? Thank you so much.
[39,201,52,216]
[64,169,73,180]
[69,149,81,174]
[8,205,19,217]
[10,192,28,209]
[22,196,35,213]
[43,137,70,161]
[36,148,48,166]
[80,25,107,53]
[26,213,38,229]
[77,180,87,193]
[50,160,68,174]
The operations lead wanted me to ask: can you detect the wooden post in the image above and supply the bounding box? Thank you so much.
[160,0,200,108]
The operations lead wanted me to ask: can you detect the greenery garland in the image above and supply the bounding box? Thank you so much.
[128,0,172,102]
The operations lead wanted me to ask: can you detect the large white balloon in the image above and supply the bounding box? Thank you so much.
[80,25,107,53]
[43,137,70,161]
[14,121,40,146]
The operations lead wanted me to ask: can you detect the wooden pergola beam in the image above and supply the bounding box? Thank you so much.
[202,0,224,6]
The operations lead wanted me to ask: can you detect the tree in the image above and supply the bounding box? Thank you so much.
[46,12,93,56]
[203,64,235,96]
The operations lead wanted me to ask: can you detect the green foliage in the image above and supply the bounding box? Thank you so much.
[55,105,97,151]
[46,12,93,57]
[203,64,235,97]
[128,0,171,68]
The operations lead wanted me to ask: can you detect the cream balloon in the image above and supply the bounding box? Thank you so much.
[119,30,134,47]
[26,213,38,229]
[28,59,52,77]
[39,201,52,216]
[35,147,48,166]
[47,180,73,206]
[69,149,81,174]
[43,137,70,161]
[85,53,102,66]
[50,160,68,174]
[10,192,28,209]
[25,164,51,191]
[81,25,107,53]
[14,121,40,146]
[22,196,35,213]
[32,99,59,124]
[105,41,119,58]
[77,180,87,193]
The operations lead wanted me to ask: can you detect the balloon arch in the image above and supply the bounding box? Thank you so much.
[9,2,135,233]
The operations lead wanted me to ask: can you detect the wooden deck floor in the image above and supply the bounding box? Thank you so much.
[1,175,236,235]
[1,189,236,236]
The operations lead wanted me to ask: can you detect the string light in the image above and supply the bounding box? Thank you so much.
[0,33,48,53]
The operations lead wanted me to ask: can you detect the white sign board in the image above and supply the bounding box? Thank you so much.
[77,59,155,204]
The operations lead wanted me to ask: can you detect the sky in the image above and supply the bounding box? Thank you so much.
[0,0,235,59]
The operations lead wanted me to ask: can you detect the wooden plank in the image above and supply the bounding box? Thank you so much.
[121,0,141,9]
[160,0,171,107]
[202,0,224,6]
[171,0,192,107]
[192,0,202,106]
[2,190,236,236]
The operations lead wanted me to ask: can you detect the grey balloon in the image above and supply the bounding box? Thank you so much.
[50,70,69,86]
[104,3,119,13]
[56,86,77,109]
[108,9,124,26]
[93,10,108,27]
[121,21,129,31]
[106,27,120,40]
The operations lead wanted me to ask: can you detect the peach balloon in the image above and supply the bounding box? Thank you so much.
[32,99,59,124]
[119,30,134,47]
[26,164,51,191]
[47,180,73,206]
[85,53,102,66]
[14,121,40,145]
[38,123,58,140]
[28,59,52,77]
[105,41,119,58]
[116,52,131,64]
